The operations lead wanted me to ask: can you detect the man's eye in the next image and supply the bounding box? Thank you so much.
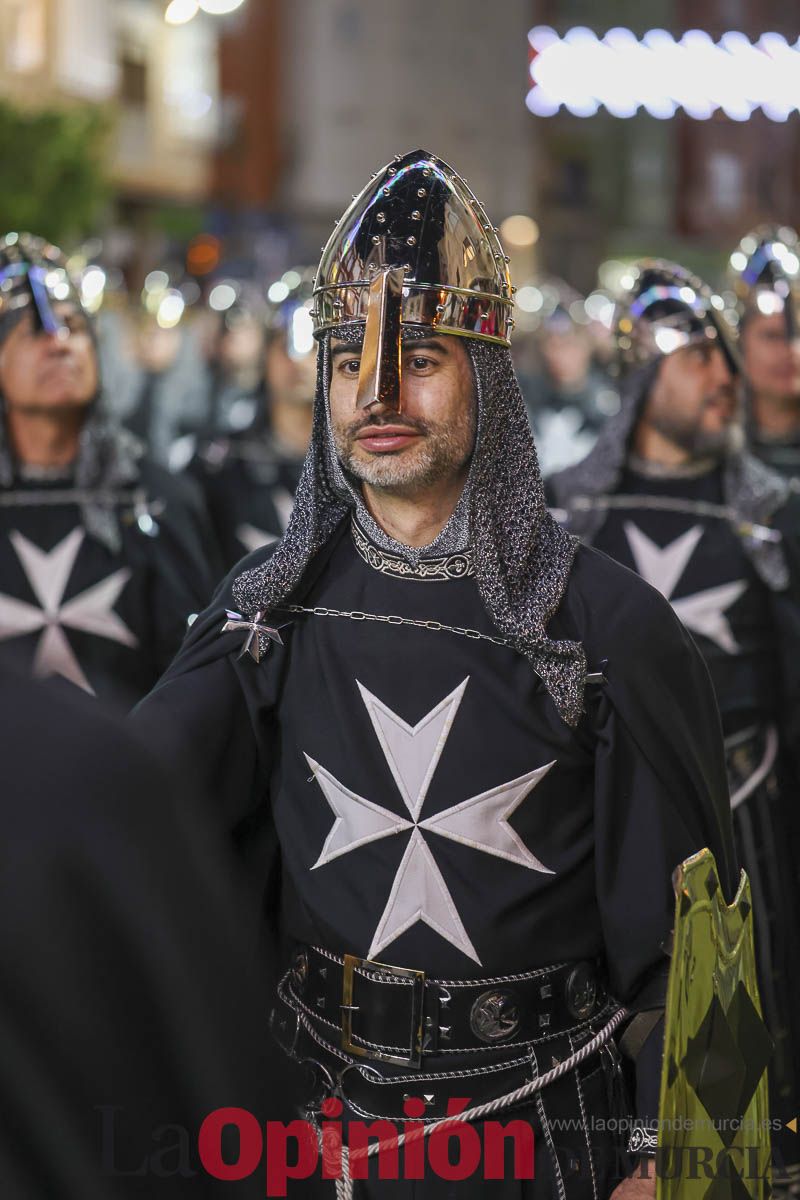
[409,356,432,369]
[342,359,361,374]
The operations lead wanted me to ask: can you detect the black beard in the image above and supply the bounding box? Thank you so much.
[648,409,744,461]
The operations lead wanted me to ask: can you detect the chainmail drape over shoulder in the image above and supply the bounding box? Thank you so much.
[232,335,588,726]
[548,362,793,591]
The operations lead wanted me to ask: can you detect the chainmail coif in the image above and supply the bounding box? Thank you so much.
[0,302,144,555]
[548,362,793,591]
[232,334,589,727]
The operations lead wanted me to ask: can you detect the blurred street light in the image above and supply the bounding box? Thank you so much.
[527,27,800,122]
[165,0,199,24]
[500,214,540,248]
[165,0,246,22]
[198,0,246,13]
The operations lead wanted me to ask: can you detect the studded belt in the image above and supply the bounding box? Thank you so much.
[286,945,607,1070]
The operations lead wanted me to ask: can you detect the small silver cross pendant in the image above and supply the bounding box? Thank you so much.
[221,608,284,663]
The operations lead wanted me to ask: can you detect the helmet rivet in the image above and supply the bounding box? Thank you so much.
[406,236,417,247]
[411,210,421,221]
[417,188,427,198]
[376,212,386,224]
[382,188,391,196]
[422,167,432,177]
[371,235,381,245]
[387,167,397,177]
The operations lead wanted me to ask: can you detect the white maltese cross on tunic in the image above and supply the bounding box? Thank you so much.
[306,677,555,965]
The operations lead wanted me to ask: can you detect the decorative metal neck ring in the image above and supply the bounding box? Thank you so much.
[351,518,475,582]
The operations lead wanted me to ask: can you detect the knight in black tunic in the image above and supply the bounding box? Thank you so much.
[136,153,737,1199]
[729,225,800,480]
[548,259,800,1184]
[0,233,216,709]
[181,273,316,568]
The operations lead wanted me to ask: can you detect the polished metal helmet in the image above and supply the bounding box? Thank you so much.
[614,259,739,377]
[312,148,513,410]
[729,224,800,338]
[0,232,84,340]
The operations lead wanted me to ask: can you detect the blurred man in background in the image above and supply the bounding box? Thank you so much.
[514,279,618,476]
[181,272,315,566]
[548,260,800,1188]
[731,226,800,480]
[0,233,216,709]
[106,271,211,467]
[190,282,270,441]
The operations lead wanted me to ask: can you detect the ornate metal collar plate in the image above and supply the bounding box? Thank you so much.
[351,517,475,582]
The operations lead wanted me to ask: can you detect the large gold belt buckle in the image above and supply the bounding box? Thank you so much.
[341,953,426,1069]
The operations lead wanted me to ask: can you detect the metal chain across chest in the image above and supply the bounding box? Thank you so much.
[570,493,782,543]
[277,603,514,649]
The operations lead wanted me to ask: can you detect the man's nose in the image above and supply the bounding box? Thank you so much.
[357,393,400,421]
[39,326,71,350]
[709,353,734,390]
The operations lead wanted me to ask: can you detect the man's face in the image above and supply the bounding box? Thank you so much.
[329,334,476,495]
[540,328,591,390]
[643,341,740,458]
[218,315,264,374]
[265,332,317,406]
[0,303,98,413]
[741,312,800,401]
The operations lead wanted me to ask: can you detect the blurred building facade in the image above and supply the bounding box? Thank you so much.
[0,0,222,210]
[2,0,799,297]
[277,0,537,262]
[531,0,800,290]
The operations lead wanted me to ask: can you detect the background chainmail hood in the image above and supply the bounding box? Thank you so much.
[232,333,589,726]
[548,359,793,591]
[0,307,143,555]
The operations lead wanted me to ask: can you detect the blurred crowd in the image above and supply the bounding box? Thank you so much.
[91,222,800,498]
[2,184,800,1198]
[1,222,799,714]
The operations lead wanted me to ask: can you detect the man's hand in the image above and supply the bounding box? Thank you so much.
[609,1157,657,1199]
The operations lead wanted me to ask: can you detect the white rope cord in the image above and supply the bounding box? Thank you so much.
[332,1005,629,1200]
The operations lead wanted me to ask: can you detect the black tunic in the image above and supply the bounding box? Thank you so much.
[750,429,800,482]
[552,460,800,1131]
[0,462,216,709]
[586,463,800,748]
[135,517,734,1006]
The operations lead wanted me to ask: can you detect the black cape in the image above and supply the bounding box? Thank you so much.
[0,662,291,1199]
[185,428,303,571]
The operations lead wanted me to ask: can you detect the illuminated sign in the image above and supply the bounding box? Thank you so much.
[527,27,800,121]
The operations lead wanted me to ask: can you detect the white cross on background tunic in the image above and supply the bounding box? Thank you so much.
[305,677,555,964]
[0,528,137,694]
[624,521,747,655]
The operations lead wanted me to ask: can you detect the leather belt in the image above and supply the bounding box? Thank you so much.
[285,945,608,1069]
